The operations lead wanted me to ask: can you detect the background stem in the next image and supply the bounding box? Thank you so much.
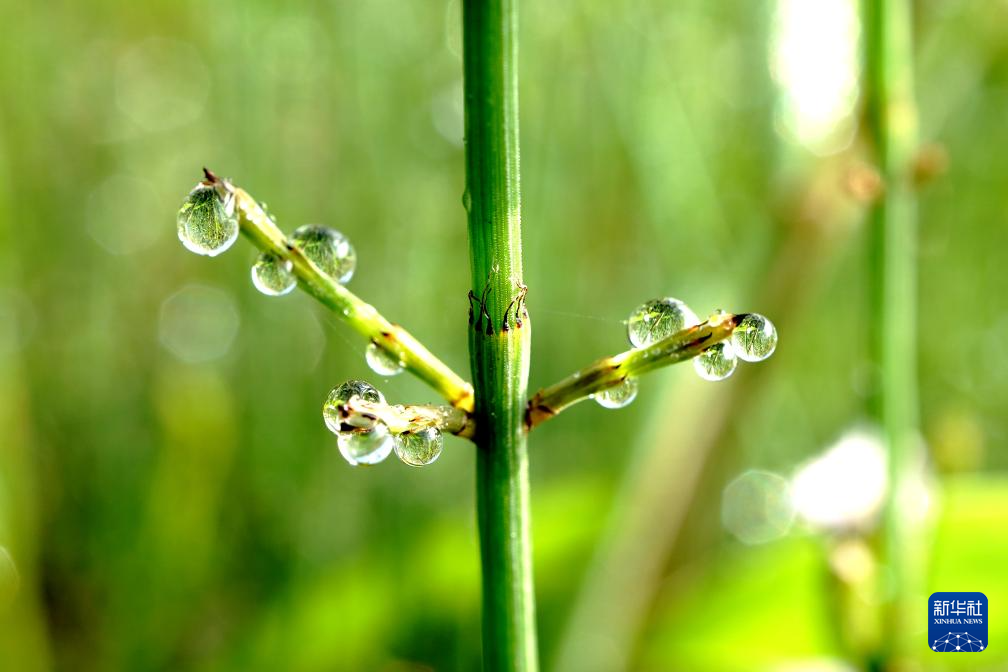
[462,0,538,670]
[863,0,921,665]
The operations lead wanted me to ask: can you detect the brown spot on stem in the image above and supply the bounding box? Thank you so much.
[525,400,556,430]
[467,290,477,325]
[685,333,713,349]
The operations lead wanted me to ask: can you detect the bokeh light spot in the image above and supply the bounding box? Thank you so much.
[721,469,795,545]
[158,285,239,364]
[770,0,860,154]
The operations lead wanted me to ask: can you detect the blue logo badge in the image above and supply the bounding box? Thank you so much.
[929,591,987,652]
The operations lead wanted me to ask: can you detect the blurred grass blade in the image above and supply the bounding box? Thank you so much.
[863,0,924,663]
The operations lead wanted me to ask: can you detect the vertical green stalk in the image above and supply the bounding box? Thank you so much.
[461,0,538,670]
[863,0,920,664]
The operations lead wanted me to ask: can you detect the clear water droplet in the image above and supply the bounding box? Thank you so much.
[176,184,238,256]
[323,380,385,434]
[338,423,394,466]
[693,341,738,381]
[251,252,296,296]
[290,224,356,284]
[732,313,778,362]
[365,342,405,376]
[593,378,639,409]
[626,297,699,348]
[394,427,444,466]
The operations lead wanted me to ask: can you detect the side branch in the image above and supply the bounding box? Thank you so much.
[203,169,475,412]
[334,398,475,441]
[526,312,743,429]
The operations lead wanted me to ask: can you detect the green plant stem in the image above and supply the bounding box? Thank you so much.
[527,312,742,429]
[863,0,920,664]
[461,0,538,669]
[203,170,475,412]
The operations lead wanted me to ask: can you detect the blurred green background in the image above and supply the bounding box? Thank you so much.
[0,0,1006,670]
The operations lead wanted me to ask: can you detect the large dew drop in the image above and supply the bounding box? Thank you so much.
[177,184,238,256]
[290,224,356,284]
[338,423,395,466]
[592,377,639,409]
[251,252,296,296]
[365,342,405,377]
[323,379,385,434]
[732,313,778,362]
[394,427,444,467]
[694,341,738,381]
[627,297,698,348]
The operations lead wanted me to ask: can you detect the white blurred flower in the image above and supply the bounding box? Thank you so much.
[791,427,887,530]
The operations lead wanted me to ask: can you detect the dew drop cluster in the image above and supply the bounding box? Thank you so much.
[322,380,443,467]
[177,187,358,296]
[592,298,778,409]
[179,186,410,381]
[251,224,357,297]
